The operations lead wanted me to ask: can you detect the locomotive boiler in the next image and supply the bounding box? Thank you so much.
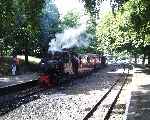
[39,50,71,86]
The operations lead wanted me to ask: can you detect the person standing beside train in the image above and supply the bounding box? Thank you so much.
[71,54,79,75]
[11,55,17,76]
[79,56,82,68]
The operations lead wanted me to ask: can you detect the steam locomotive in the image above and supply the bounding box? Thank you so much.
[39,50,106,87]
[39,50,71,86]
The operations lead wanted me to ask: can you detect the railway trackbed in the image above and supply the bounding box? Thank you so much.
[0,65,131,120]
[83,69,129,120]
[0,85,48,116]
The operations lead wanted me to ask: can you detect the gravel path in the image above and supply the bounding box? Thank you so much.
[0,65,125,120]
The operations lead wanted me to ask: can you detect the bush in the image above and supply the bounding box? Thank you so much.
[0,56,39,76]
[0,57,12,76]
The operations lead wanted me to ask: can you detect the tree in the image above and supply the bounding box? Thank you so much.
[60,9,80,30]
[96,0,150,64]
[0,0,17,55]
[0,0,47,63]
[13,0,45,64]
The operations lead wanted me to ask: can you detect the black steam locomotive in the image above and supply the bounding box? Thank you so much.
[39,50,106,87]
[39,50,72,86]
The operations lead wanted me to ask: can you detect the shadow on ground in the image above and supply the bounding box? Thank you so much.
[99,72,133,119]
[0,89,41,116]
[0,64,128,116]
[134,64,150,75]
[127,85,150,120]
[127,66,150,120]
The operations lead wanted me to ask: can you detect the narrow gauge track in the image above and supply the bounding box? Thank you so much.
[83,68,129,120]
[0,85,48,116]
[0,67,103,116]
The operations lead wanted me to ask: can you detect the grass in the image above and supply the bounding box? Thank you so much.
[17,55,41,64]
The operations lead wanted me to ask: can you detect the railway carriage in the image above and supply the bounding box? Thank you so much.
[39,50,106,87]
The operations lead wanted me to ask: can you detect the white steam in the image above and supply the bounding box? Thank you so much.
[48,16,92,52]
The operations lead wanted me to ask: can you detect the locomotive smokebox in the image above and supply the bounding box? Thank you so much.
[40,50,70,75]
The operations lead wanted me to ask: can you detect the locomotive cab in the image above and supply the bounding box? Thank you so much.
[39,50,70,86]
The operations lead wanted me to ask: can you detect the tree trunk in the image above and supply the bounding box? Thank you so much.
[0,51,2,65]
[25,49,28,65]
[134,54,137,64]
[142,54,145,65]
[148,54,150,65]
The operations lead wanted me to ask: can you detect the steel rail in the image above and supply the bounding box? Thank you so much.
[83,68,129,120]
[104,69,129,120]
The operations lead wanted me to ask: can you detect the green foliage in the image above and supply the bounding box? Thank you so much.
[96,12,114,54]
[60,9,80,30]
[96,0,150,56]
[0,0,16,55]
[0,56,39,76]
[0,0,56,58]
[81,0,100,53]
[82,0,97,17]
[0,57,12,75]
[0,0,43,56]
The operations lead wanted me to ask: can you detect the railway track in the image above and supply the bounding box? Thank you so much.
[0,85,49,116]
[0,65,129,119]
[83,68,129,120]
[0,67,103,116]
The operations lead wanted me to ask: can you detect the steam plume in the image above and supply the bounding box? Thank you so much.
[48,16,92,52]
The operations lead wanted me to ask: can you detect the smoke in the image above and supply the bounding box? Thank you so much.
[48,16,92,52]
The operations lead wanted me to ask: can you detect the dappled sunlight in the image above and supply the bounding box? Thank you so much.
[17,56,41,63]
[0,73,39,88]
[107,68,125,74]
[0,76,24,84]
[17,80,24,83]
[132,68,150,92]
[88,89,109,94]
[0,0,149,119]
[125,67,150,120]
[0,65,122,119]
[0,78,10,82]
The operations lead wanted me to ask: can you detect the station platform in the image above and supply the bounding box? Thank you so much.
[0,73,39,95]
[126,66,150,120]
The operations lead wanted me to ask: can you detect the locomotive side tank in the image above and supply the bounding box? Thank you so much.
[39,50,70,86]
